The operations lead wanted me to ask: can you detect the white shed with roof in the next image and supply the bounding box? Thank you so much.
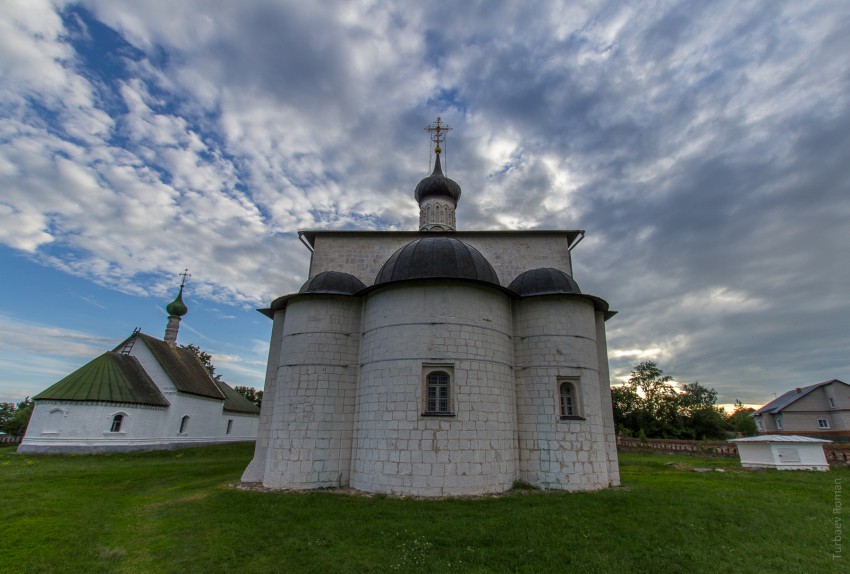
[731,435,830,471]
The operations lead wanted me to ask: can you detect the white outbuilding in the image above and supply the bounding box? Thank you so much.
[731,435,831,471]
[18,280,260,453]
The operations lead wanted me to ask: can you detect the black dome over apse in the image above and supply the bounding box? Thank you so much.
[299,271,366,295]
[375,237,499,285]
[507,267,582,296]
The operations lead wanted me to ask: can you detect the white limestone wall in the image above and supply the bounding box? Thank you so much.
[19,400,168,453]
[308,232,575,288]
[513,296,613,490]
[262,295,361,489]
[164,392,228,440]
[221,412,260,440]
[242,309,286,482]
[351,282,518,496]
[595,310,620,486]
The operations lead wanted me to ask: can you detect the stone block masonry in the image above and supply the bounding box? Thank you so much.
[305,230,578,287]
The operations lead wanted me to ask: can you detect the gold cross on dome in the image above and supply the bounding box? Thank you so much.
[425,116,451,154]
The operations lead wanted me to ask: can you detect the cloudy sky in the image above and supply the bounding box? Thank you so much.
[1,0,848,408]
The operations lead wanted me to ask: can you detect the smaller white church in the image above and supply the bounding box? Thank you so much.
[18,279,260,453]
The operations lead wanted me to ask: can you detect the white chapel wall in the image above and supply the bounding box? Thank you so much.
[19,400,169,453]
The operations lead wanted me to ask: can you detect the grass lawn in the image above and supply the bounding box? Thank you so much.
[0,443,846,573]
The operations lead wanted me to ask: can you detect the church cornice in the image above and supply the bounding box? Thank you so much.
[298,229,586,251]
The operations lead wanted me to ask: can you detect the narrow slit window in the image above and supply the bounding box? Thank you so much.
[560,382,575,417]
[179,415,190,434]
[226,419,233,434]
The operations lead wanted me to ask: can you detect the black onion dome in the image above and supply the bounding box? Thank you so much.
[299,271,366,295]
[376,237,499,285]
[414,154,462,203]
[508,268,582,296]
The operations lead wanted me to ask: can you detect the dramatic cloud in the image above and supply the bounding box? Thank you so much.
[1,0,848,404]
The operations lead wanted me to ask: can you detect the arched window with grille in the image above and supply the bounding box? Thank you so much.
[421,365,456,416]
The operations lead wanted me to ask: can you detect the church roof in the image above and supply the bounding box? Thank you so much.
[375,237,499,286]
[129,333,227,400]
[299,271,366,295]
[33,352,170,407]
[213,379,261,415]
[508,268,582,296]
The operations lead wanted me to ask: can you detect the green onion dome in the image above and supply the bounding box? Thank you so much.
[166,286,188,317]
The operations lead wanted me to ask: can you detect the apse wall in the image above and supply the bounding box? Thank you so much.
[351,281,518,496]
[513,296,612,490]
[261,295,361,489]
[242,309,286,482]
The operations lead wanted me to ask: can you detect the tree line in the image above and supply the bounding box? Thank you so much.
[612,361,756,440]
[0,397,33,437]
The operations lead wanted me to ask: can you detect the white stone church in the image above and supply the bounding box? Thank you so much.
[242,118,620,495]
[18,282,260,453]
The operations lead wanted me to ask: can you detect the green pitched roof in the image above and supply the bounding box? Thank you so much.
[214,380,261,415]
[130,333,226,400]
[34,353,169,407]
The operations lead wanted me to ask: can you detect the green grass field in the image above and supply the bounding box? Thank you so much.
[0,443,846,573]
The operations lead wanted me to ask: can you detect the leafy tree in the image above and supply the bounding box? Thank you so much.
[612,362,726,440]
[233,386,263,409]
[612,361,685,439]
[181,343,222,382]
[2,397,34,437]
[678,382,727,440]
[727,400,758,436]
[0,402,16,430]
